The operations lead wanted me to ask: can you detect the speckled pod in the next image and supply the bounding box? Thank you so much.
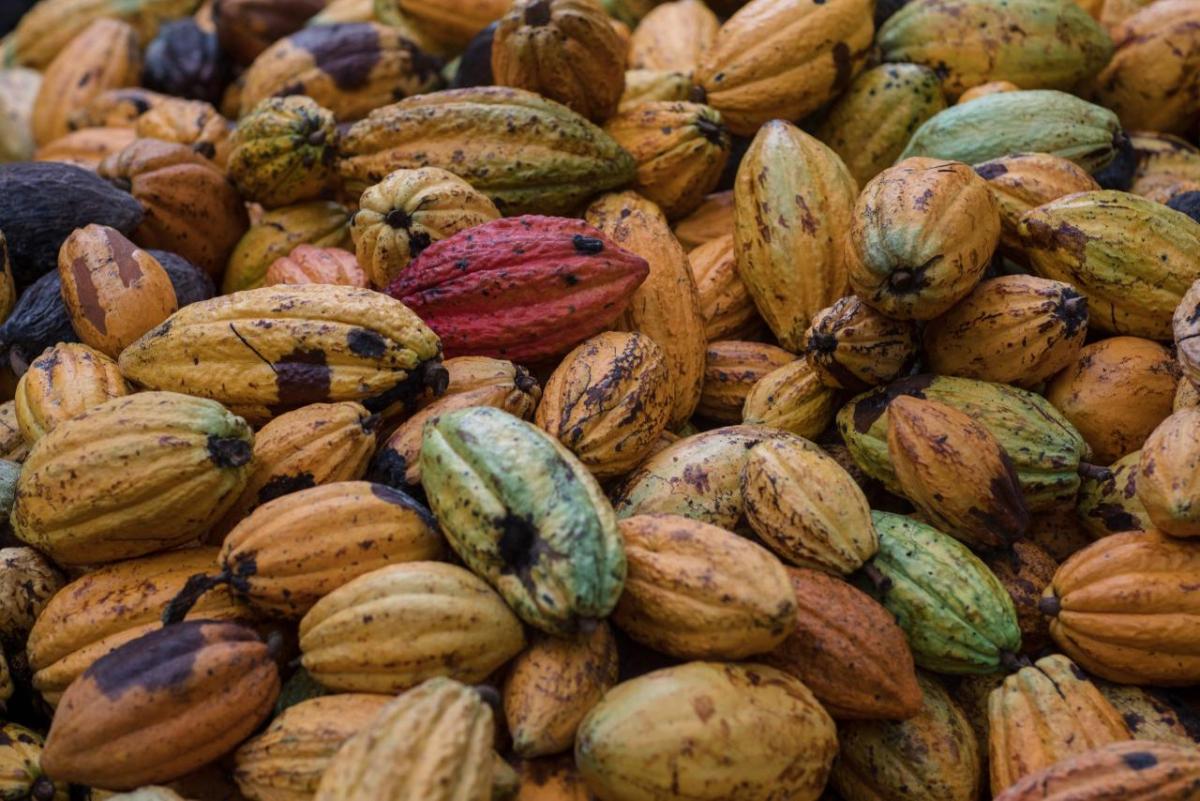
[993,741,1200,801]
[983,541,1059,656]
[687,234,762,341]
[227,96,338,209]
[1129,131,1200,202]
[0,403,28,463]
[0,546,63,646]
[1136,408,1200,538]
[696,340,794,424]
[0,723,67,801]
[741,358,838,438]
[1076,450,1152,539]
[975,153,1101,254]
[133,98,232,166]
[1090,681,1200,747]
[420,407,625,635]
[1173,277,1200,388]
[804,295,918,391]
[14,343,129,443]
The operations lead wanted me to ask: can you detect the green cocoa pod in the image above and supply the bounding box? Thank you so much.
[865,512,1021,674]
[420,406,626,636]
[227,96,339,210]
[899,90,1122,172]
[837,374,1090,511]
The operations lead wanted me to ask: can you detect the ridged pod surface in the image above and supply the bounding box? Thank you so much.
[613,513,794,659]
[627,0,718,73]
[993,741,1200,801]
[740,358,838,438]
[618,69,691,113]
[1077,450,1152,539]
[223,202,353,294]
[264,246,367,288]
[420,407,625,635]
[847,158,999,321]
[0,722,66,801]
[3,0,195,69]
[877,0,1113,96]
[696,340,794,423]
[867,512,1022,674]
[924,275,1088,389]
[762,567,921,720]
[0,546,63,645]
[741,436,877,574]
[118,284,444,424]
[503,622,619,758]
[1137,408,1200,538]
[694,0,874,136]
[1129,132,1200,201]
[299,562,525,692]
[804,295,918,391]
[838,374,1090,510]
[815,63,946,185]
[35,127,138,171]
[312,678,493,801]
[734,120,857,349]
[26,548,246,706]
[131,97,232,166]
[1091,681,1200,747]
[388,0,510,50]
[337,87,636,214]
[13,343,128,443]
[585,191,707,427]
[1041,530,1200,685]
[576,662,837,801]
[832,673,980,801]
[535,332,672,479]
[988,654,1131,796]
[227,96,338,209]
[974,153,1100,253]
[13,392,253,565]
[41,621,279,791]
[672,190,732,252]
[900,90,1122,172]
[1019,191,1200,339]
[687,234,761,341]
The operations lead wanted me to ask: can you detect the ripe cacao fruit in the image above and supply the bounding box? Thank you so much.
[619,68,691,112]
[696,340,794,424]
[264,246,367,288]
[993,740,1200,801]
[223,202,353,294]
[0,545,63,646]
[0,723,66,801]
[1136,409,1200,538]
[1077,450,1152,539]
[227,96,338,209]
[13,343,128,443]
[132,97,232,166]
[974,152,1100,254]
[387,0,509,50]
[687,234,762,342]
[35,127,137,171]
[804,295,918,391]
[673,189,732,252]
[983,541,1059,656]
[741,358,838,438]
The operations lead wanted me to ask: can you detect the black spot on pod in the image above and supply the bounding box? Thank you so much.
[850,373,937,433]
[348,328,387,359]
[369,482,438,528]
[87,621,214,699]
[275,346,332,406]
[1121,751,1158,771]
[290,24,382,90]
[524,0,552,26]
[208,435,253,468]
[366,449,413,492]
[257,472,316,504]
[974,162,1008,180]
[572,235,604,255]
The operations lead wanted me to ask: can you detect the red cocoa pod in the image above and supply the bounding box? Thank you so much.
[386,215,650,363]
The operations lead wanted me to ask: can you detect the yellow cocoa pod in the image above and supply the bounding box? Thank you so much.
[1129,132,1200,201]
[741,436,877,574]
[585,191,706,427]
[923,275,1089,389]
[1076,450,1152,540]
[618,69,691,112]
[672,189,732,252]
[34,127,138,171]
[696,340,795,424]
[803,295,918,390]
[535,332,671,480]
[613,513,795,659]
[503,623,618,758]
[974,153,1100,253]
[626,0,717,73]
[741,358,837,438]
[1137,408,1200,538]
[734,120,857,349]
[687,234,762,341]
[14,343,129,444]
[957,80,1020,103]
[134,98,232,167]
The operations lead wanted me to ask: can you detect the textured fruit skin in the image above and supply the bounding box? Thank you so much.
[613,425,786,527]
[338,87,636,214]
[627,0,717,72]
[212,401,376,538]
[264,246,367,288]
[804,295,918,391]
[132,97,233,166]
[1077,450,1152,539]
[0,723,67,801]
[313,678,493,801]
[696,340,794,423]
[974,153,1100,254]
[13,392,253,565]
[619,68,691,113]
[878,0,1113,97]
[900,90,1122,172]
[993,741,1200,801]
[65,85,165,130]
[603,101,730,220]
[585,192,707,428]
[503,622,618,758]
[1138,409,1200,537]
[350,167,500,289]
[512,756,595,801]
[118,284,444,424]
[734,120,857,350]
[687,234,761,341]
[1030,506,1094,564]
[614,513,794,659]
[762,567,921,720]
[35,127,138,171]
[988,654,1131,797]
[832,673,980,801]
[535,332,671,479]
[1019,190,1200,339]
[984,541,1059,656]
[491,0,626,123]
[1046,337,1180,465]
[1128,132,1200,202]
[238,23,444,121]
[847,157,999,321]
[41,621,279,791]
[99,138,248,278]
[13,343,128,443]
[924,275,1088,389]
[576,662,837,801]
[1042,530,1200,685]
[838,374,1090,511]
[673,189,732,252]
[815,63,947,186]
[228,96,337,209]
[887,396,1029,550]
[1176,278,1200,388]
[223,202,352,294]
[741,436,878,574]
[56,224,178,357]
[420,407,625,635]
[867,512,1022,674]
[694,0,873,136]
[27,548,245,707]
[1091,681,1200,747]
[220,481,444,618]
[389,216,647,364]
[1091,0,1200,135]
[0,546,63,646]
[142,17,228,106]
[31,19,142,146]
[391,0,509,50]
[299,561,525,692]
[741,357,838,438]
[213,0,335,65]
[234,694,392,801]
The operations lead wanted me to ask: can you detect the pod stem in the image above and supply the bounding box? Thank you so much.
[1038,595,1062,617]
[1078,462,1112,482]
[998,651,1029,673]
[161,569,232,626]
[861,563,893,595]
[30,777,56,801]
[421,359,450,397]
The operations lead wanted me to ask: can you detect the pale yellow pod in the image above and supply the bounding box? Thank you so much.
[14,343,129,444]
[741,359,837,438]
[695,340,795,424]
[687,234,762,341]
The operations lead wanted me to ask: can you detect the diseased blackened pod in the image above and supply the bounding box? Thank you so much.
[14,343,129,443]
[1167,190,1200,224]
[1092,129,1137,190]
[992,741,1200,801]
[1076,450,1152,540]
[142,18,231,105]
[0,722,67,801]
[420,406,626,636]
[147,249,216,307]
[804,295,918,391]
[453,22,498,88]
[227,96,339,210]
[118,284,446,426]
[40,621,280,791]
[0,232,15,327]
